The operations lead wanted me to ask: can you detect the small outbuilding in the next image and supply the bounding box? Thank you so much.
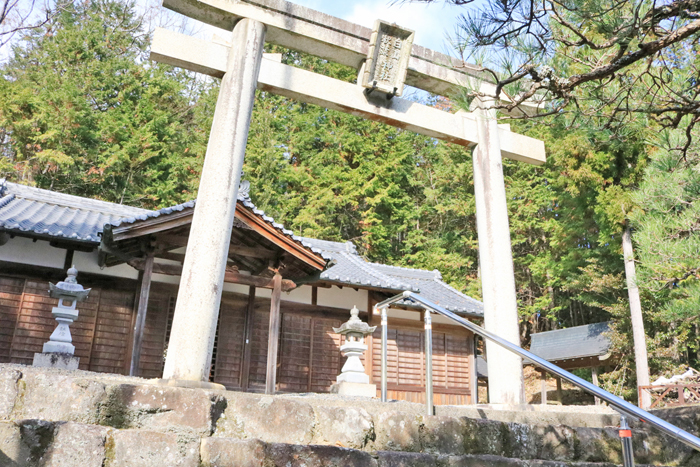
[529,322,613,404]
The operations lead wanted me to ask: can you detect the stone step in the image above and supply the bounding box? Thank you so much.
[0,420,668,467]
[1,364,697,466]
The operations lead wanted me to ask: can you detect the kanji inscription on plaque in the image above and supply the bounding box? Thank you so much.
[362,20,414,97]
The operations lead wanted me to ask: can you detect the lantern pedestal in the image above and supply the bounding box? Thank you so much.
[331,306,377,398]
[331,381,377,398]
[32,352,79,370]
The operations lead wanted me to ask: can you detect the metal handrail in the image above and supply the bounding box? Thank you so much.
[374,291,700,453]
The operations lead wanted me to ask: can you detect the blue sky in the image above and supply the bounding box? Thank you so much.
[0,0,469,63]
[291,0,467,57]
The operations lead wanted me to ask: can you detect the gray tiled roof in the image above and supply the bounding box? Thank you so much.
[0,180,323,261]
[0,179,150,242]
[0,179,484,315]
[300,237,484,317]
[529,322,612,362]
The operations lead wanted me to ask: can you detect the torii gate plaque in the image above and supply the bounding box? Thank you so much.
[151,0,545,405]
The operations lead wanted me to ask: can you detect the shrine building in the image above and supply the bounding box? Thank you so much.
[0,179,482,404]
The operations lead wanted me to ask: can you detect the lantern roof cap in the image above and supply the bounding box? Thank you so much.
[49,267,91,301]
[333,306,376,335]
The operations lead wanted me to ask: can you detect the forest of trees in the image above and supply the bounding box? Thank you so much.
[1,0,698,401]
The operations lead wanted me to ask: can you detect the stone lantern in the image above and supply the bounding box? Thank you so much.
[33,267,91,370]
[330,306,377,397]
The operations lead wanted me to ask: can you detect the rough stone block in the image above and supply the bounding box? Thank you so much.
[106,429,198,467]
[32,353,79,370]
[531,424,575,461]
[200,438,266,467]
[41,422,110,467]
[503,422,537,459]
[0,421,31,467]
[372,412,422,452]
[312,405,374,449]
[20,372,105,424]
[17,419,55,465]
[463,419,507,456]
[266,443,377,467]
[376,451,438,467]
[0,368,21,420]
[99,384,225,435]
[443,454,526,466]
[574,426,621,464]
[419,416,465,455]
[216,394,315,444]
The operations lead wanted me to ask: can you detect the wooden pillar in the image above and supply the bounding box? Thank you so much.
[592,366,600,405]
[468,334,477,405]
[240,285,256,390]
[556,376,563,403]
[63,249,75,272]
[540,370,548,405]
[265,273,282,394]
[130,254,154,376]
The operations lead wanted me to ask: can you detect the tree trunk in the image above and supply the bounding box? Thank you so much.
[623,225,652,409]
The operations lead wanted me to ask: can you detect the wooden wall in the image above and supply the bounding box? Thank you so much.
[0,271,474,404]
[368,321,474,405]
[0,274,136,374]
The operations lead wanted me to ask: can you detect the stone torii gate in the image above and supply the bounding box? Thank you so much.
[150,0,545,405]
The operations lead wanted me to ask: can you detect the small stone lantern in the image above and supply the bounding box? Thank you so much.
[33,267,90,370]
[330,306,377,397]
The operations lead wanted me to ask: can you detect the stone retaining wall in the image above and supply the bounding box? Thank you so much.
[1,364,698,466]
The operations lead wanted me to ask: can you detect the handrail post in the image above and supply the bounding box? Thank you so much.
[619,415,635,467]
[380,306,388,402]
[424,309,434,416]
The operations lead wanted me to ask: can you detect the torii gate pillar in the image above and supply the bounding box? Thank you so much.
[150,0,545,401]
[162,18,267,382]
[473,99,525,405]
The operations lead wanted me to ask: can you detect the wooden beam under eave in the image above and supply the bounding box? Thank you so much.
[128,258,297,292]
[156,233,279,261]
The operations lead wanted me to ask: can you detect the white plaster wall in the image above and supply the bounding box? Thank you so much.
[283,285,311,304]
[386,308,421,321]
[222,282,251,295]
[433,314,458,325]
[318,286,368,312]
[255,287,271,299]
[0,237,65,269]
[74,250,139,280]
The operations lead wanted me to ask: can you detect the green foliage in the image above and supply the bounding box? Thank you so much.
[0,0,208,207]
[631,126,700,369]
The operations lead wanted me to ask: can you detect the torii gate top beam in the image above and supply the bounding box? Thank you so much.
[164,0,492,97]
[154,0,545,165]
